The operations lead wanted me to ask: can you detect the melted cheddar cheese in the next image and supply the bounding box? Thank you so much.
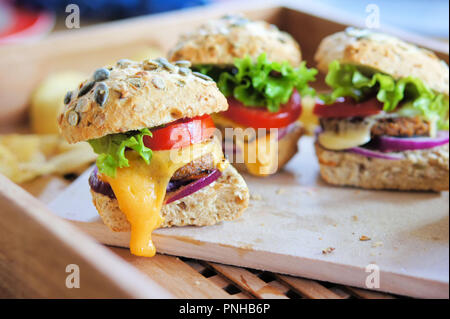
[101,139,224,257]
[239,133,278,176]
[213,114,279,177]
[211,113,245,130]
[298,95,319,135]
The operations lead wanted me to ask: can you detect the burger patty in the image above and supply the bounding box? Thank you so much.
[370,117,430,137]
[89,153,217,199]
[171,153,215,180]
[320,116,430,137]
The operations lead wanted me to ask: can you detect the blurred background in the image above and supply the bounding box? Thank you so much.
[1,0,449,43]
[318,0,449,38]
[0,0,448,186]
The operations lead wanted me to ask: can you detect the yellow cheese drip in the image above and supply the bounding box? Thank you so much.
[240,133,278,176]
[211,113,245,129]
[298,95,319,135]
[213,114,279,177]
[101,139,224,257]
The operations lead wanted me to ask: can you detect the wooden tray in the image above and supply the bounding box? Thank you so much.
[0,0,448,298]
[49,136,449,298]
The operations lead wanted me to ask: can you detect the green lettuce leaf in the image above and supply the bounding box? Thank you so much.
[321,60,449,130]
[88,128,152,178]
[194,53,317,112]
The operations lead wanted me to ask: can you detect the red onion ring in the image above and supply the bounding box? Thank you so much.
[165,169,222,204]
[89,167,222,204]
[89,167,115,198]
[374,131,449,152]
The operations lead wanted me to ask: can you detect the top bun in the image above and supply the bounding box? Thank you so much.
[314,28,449,96]
[168,14,302,66]
[58,58,228,143]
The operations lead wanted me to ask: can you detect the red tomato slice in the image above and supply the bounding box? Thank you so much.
[314,97,382,118]
[221,91,302,129]
[143,115,216,150]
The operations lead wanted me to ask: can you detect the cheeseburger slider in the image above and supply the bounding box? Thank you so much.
[169,14,317,176]
[313,28,449,191]
[58,58,249,257]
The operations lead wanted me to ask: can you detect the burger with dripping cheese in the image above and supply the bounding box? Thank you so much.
[58,58,249,257]
[313,28,449,191]
[169,14,317,176]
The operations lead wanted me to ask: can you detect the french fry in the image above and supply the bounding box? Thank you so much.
[44,142,97,175]
[0,143,19,181]
[0,134,97,183]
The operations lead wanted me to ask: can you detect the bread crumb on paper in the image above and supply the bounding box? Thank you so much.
[322,247,335,254]
[372,241,383,248]
[359,235,371,241]
[352,215,358,222]
[250,193,262,201]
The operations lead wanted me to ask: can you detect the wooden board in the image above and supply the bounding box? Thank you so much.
[48,136,449,298]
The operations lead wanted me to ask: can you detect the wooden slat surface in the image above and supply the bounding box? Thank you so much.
[345,286,396,299]
[265,280,289,294]
[110,247,233,299]
[276,275,342,299]
[184,259,252,298]
[328,287,352,299]
[205,262,289,299]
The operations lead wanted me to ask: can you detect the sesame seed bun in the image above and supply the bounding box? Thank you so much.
[58,58,228,143]
[168,14,302,66]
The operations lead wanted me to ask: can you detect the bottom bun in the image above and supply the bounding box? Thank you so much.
[315,142,449,191]
[91,163,249,232]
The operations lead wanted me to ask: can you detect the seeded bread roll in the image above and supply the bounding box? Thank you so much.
[168,14,302,66]
[314,28,449,96]
[315,142,449,191]
[58,58,227,143]
[91,164,249,231]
